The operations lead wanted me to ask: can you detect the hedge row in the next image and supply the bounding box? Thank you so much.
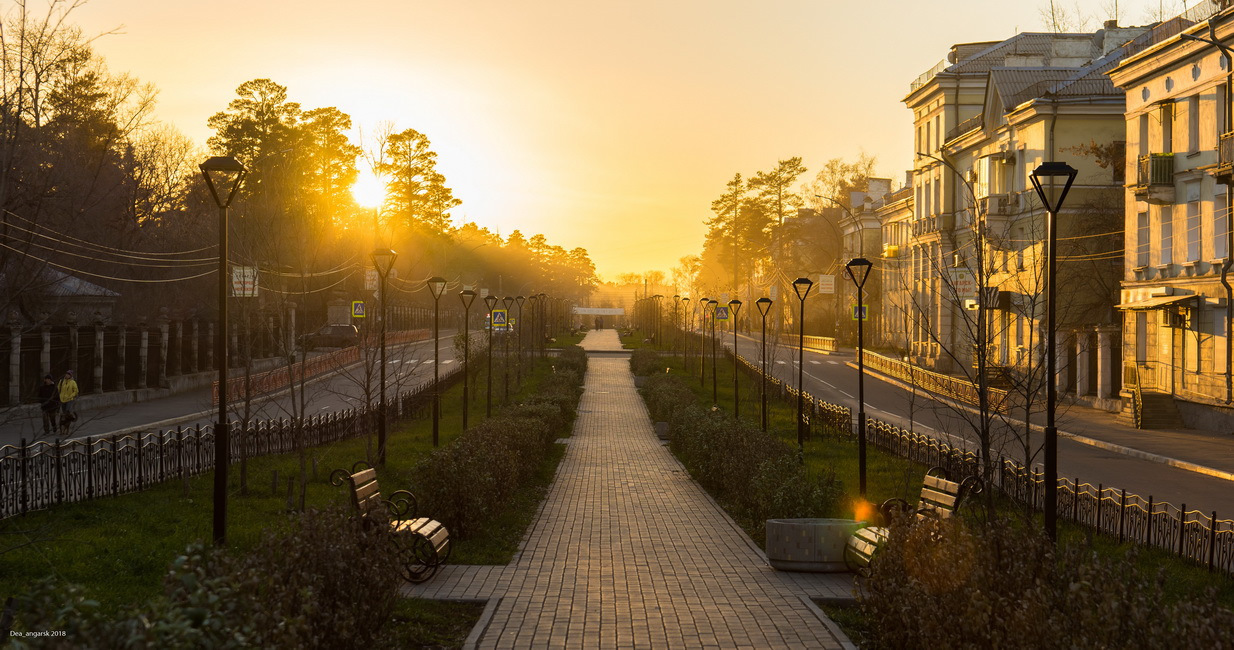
[640,371,842,537]
[410,346,586,538]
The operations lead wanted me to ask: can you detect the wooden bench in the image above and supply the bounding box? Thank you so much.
[845,466,982,571]
[330,461,450,583]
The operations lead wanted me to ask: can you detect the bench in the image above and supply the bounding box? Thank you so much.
[330,461,450,583]
[845,466,982,571]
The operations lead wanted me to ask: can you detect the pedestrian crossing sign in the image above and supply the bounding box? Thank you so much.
[352,301,366,318]
[492,308,509,329]
[714,305,730,321]
[851,305,868,321]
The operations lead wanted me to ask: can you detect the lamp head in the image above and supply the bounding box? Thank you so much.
[845,257,874,288]
[459,289,477,310]
[503,296,514,309]
[427,276,448,299]
[199,156,247,209]
[1030,161,1078,213]
[792,277,814,301]
[483,295,498,310]
[516,295,525,307]
[371,248,397,276]
[728,299,742,316]
[756,297,773,316]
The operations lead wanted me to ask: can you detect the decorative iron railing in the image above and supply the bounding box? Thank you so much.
[1,366,463,519]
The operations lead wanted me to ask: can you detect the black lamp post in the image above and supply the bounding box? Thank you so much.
[793,277,814,460]
[708,299,719,403]
[1031,161,1078,542]
[672,294,681,358]
[502,296,514,402]
[372,248,398,465]
[756,297,773,431]
[651,294,663,348]
[515,295,526,387]
[537,293,547,359]
[428,277,447,446]
[845,257,873,497]
[459,289,477,430]
[483,294,497,417]
[681,297,691,372]
[698,297,709,387]
[729,299,742,418]
[199,155,246,547]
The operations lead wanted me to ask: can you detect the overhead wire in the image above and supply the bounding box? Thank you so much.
[4,209,218,259]
[0,241,216,284]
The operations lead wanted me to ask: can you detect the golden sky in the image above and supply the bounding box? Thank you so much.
[70,0,1166,280]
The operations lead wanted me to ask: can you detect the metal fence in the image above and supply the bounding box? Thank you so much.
[0,366,463,520]
[734,348,1234,575]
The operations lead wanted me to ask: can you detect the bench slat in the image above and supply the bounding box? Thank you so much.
[919,487,960,510]
[352,479,382,504]
[923,473,961,493]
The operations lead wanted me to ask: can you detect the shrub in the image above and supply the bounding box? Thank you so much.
[628,348,663,376]
[8,507,403,649]
[858,516,1234,649]
[640,372,696,423]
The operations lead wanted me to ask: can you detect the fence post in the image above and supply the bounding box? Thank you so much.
[195,423,202,473]
[86,436,94,500]
[1119,488,1127,543]
[1073,477,1080,523]
[1209,511,1218,572]
[54,438,64,505]
[159,429,166,483]
[177,426,185,479]
[19,439,28,515]
[1147,496,1154,547]
[137,432,144,491]
[111,435,119,496]
[1179,504,1187,557]
[1096,484,1102,533]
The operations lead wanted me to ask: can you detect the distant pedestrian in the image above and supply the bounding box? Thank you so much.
[57,369,78,426]
[37,374,59,435]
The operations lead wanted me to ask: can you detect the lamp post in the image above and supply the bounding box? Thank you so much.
[681,297,691,372]
[515,295,526,388]
[502,296,514,403]
[672,294,681,358]
[199,155,246,547]
[483,294,497,417]
[707,299,719,403]
[372,248,398,465]
[459,289,477,430]
[537,293,547,359]
[792,277,814,460]
[845,257,873,497]
[756,297,773,431]
[698,297,709,387]
[428,277,447,446]
[728,299,742,418]
[1030,162,1077,541]
[651,294,663,348]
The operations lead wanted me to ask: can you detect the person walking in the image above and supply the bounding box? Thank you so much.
[37,374,59,436]
[57,369,79,432]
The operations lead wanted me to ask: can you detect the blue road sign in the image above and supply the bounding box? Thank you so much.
[352,301,366,318]
[714,305,730,321]
[851,305,868,321]
[492,308,509,329]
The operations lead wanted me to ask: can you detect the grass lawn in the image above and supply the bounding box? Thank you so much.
[0,356,572,645]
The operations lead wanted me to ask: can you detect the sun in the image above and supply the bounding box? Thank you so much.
[351,169,386,208]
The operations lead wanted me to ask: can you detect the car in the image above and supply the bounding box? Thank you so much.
[301,324,360,350]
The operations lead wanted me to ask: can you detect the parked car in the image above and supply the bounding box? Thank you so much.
[301,324,360,350]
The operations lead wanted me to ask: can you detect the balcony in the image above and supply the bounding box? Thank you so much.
[1216,132,1234,183]
[1133,153,1174,205]
[978,193,1018,217]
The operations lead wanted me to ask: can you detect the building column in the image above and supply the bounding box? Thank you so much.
[8,312,21,406]
[188,319,199,374]
[116,324,127,391]
[286,303,297,356]
[205,321,214,372]
[40,315,51,377]
[1075,329,1091,397]
[67,311,79,375]
[157,311,170,388]
[137,320,149,389]
[1096,326,1116,399]
[92,312,105,394]
[1055,330,1069,394]
[169,319,182,377]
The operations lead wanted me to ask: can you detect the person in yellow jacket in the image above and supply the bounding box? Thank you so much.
[57,369,79,423]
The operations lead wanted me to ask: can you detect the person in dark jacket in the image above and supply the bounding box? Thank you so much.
[37,374,59,435]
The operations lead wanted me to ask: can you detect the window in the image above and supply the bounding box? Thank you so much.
[1161,102,1173,153]
[1137,211,1150,266]
[1160,208,1174,265]
[1217,185,1230,259]
[1188,95,1200,153]
[1186,182,1201,262]
[1219,84,1228,141]
[1138,114,1149,156]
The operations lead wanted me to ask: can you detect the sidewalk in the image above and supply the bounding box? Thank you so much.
[408,330,854,649]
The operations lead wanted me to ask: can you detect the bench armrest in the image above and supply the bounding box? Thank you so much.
[384,490,418,519]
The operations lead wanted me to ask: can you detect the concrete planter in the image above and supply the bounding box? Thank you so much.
[765,518,864,573]
[633,376,647,388]
[654,421,670,440]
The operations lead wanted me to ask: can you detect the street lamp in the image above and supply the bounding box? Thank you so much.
[372,248,398,465]
[199,155,246,547]
[1031,161,1077,542]
[698,297,709,387]
[672,294,681,358]
[502,296,514,403]
[537,293,547,359]
[427,276,448,447]
[756,297,773,431]
[792,277,814,460]
[845,257,873,497]
[707,299,719,403]
[728,299,742,418]
[459,289,477,430]
[515,295,526,387]
[483,294,497,417]
[681,297,691,372]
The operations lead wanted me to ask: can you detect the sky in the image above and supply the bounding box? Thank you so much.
[67,0,1185,281]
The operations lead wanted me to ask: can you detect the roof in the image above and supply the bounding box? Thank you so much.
[1114,294,1196,310]
[949,33,1077,75]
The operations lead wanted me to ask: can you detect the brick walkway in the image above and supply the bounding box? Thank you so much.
[407,331,854,648]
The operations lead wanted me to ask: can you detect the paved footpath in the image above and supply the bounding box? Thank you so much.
[407,330,855,649]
